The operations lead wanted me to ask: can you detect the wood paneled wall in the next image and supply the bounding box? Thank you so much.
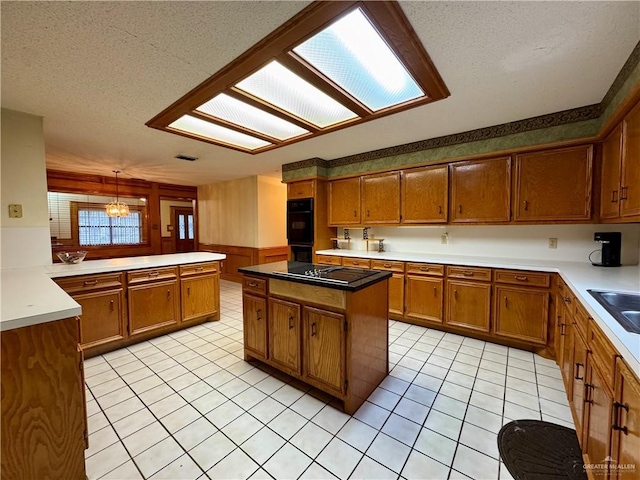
[199,243,288,282]
[47,170,197,261]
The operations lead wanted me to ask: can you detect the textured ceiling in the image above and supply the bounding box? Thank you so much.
[2,1,638,186]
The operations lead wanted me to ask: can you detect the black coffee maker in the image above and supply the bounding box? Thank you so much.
[592,232,622,267]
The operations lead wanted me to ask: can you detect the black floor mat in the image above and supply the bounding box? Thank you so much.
[498,420,587,480]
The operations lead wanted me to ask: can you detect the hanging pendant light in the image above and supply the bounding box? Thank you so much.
[106,170,130,217]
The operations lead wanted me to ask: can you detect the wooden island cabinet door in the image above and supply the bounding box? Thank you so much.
[445,280,491,333]
[494,286,548,345]
[514,145,593,222]
[450,156,511,223]
[303,307,345,394]
[128,280,179,336]
[243,294,267,360]
[268,298,301,375]
[73,289,126,349]
[181,275,218,322]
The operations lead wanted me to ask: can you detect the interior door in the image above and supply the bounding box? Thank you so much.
[173,207,195,253]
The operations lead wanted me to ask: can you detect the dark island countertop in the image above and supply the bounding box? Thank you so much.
[238,261,392,292]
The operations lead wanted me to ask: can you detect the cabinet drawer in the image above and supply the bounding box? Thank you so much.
[406,263,444,276]
[342,258,371,269]
[55,273,123,294]
[127,267,177,284]
[494,269,550,288]
[316,255,342,266]
[588,319,617,388]
[447,266,492,281]
[243,276,267,296]
[371,260,405,273]
[573,301,589,338]
[288,180,314,199]
[180,262,219,277]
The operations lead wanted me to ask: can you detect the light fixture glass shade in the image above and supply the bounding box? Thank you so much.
[293,8,424,111]
[106,201,130,218]
[169,115,271,150]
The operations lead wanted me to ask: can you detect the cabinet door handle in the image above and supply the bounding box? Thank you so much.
[620,186,628,200]
[248,282,257,287]
[462,271,474,276]
[574,362,583,380]
[354,210,357,217]
[454,290,458,300]
[187,286,191,296]
[584,383,594,404]
[515,275,528,281]
[433,287,437,296]
[148,271,160,277]
[504,296,509,308]
[458,205,463,214]
[289,314,294,330]
[383,263,392,268]
[167,290,171,300]
[83,280,99,286]
[352,261,359,265]
[563,297,571,304]
[195,266,204,272]
[438,205,443,215]
[256,309,262,321]
[419,266,430,271]
[523,200,529,211]
[556,315,562,327]
[560,323,566,336]
[612,190,618,203]
[109,300,114,312]
[311,322,317,336]
[613,402,629,435]
[367,210,370,217]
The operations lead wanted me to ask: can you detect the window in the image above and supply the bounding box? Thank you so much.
[147,1,449,153]
[77,206,143,246]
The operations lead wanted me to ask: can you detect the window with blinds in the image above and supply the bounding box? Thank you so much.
[78,208,143,245]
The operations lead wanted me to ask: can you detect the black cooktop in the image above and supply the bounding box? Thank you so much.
[238,261,391,291]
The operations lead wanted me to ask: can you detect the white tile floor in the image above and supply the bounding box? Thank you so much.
[84,280,575,480]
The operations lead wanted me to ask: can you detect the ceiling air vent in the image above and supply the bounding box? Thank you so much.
[175,154,198,162]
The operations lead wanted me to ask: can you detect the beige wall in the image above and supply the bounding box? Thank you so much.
[1,108,52,268]
[198,175,286,248]
[160,199,193,237]
[257,176,287,248]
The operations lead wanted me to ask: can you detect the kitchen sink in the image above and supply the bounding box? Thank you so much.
[588,290,640,334]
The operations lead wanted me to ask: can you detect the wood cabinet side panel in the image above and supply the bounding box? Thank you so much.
[621,102,640,217]
[601,125,624,219]
[1,318,86,480]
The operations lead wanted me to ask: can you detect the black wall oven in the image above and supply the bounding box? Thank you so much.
[287,198,314,246]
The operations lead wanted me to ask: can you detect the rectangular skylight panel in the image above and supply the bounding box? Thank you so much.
[235,61,358,128]
[293,8,424,111]
[196,93,309,140]
[168,115,271,150]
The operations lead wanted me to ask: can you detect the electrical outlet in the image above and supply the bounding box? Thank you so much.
[441,233,449,245]
[8,204,22,218]
[548,238,558,249]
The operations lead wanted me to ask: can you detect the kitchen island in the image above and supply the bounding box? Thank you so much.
[239,261,391,414]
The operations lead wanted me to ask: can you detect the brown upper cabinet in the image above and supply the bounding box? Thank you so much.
[514,145,593,222]
[450,156,511,223]
[362,172,401,224]
[287,180,315,200]
[602,102,640,221]
[401,165,448,223]
[328,177,361,226]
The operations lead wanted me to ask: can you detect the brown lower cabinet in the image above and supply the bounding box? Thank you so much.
[406,275,444,325]
[571,326,589,440]
[242,275,388,414]
[55,260,221,356]
[445,279,492,333]
[610,358,640,479]
[1,317,86,479]
[494,286,549,345]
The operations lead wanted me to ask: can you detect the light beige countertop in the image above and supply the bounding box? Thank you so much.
[1,252,226,332]
[317,249,640,374]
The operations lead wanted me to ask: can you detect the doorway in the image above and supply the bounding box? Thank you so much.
[172,206,195,253]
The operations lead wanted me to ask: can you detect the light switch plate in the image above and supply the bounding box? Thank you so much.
[8,204,23,218]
